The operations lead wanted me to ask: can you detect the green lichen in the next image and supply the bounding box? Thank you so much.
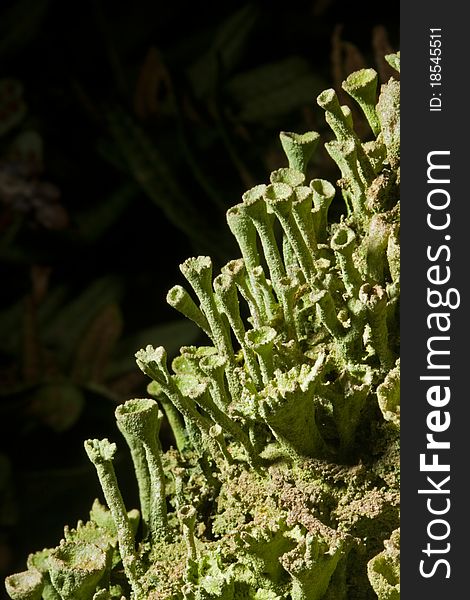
[5,54,401,600]
[367,529,400,600]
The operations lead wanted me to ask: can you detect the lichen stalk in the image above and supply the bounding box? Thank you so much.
[84,439,142,596]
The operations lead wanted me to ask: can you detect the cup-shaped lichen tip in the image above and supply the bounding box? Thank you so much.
[48,541,107,600]
[135,344,169,383]
[173,373,208,400]
[84,438,116,464]
[270,167,306,187]
[180,256,213,287]
[264,182,294,214]
[310,179,335,206]
[342,68,380,136]
[316,88,338,110]
[279,131,320,174]
[115,398,161,440]
[5,569,43,600]
[242,183,267,204]
[245,326,277,353]
[385,52,400,73]
[199,353,227,376]
[178,504,197,528]
[166,285,211,336]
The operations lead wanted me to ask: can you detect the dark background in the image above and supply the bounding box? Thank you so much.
[0,0,399,584]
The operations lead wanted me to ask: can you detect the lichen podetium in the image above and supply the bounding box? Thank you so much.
[5,54,401,600]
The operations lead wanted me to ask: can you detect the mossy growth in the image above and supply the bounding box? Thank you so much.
[5,53,401,600]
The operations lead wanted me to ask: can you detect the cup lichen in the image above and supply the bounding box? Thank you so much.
[5,53,401,600]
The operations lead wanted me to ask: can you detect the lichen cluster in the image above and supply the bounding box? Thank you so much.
[5,54,400,600]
